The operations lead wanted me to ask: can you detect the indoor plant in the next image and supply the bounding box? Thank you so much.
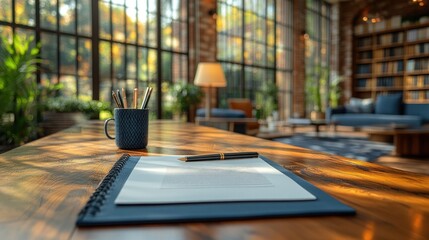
[0,34,41,146]
[306,65,329,120]
[170,82,203,121]
[41,96,112,135]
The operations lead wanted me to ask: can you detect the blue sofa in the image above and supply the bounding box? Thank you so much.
[326,94,429,129]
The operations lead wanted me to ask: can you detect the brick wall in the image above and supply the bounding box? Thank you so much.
[189,0,218,108]
[292,0,306,118]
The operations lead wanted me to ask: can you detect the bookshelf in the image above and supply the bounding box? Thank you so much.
[353,15,429,103]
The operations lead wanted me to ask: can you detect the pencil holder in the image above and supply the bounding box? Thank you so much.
[104,108,149,149]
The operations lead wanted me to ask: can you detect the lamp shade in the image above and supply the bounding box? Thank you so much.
[194,62,227,87]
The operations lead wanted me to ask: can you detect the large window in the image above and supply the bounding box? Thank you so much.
[305,0,331,113]
[0,0,188,119]
[217,0,293,120]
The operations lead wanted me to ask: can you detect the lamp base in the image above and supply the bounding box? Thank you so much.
[205,87,212,119]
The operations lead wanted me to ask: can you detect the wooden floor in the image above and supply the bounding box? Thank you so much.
[287,125,429,175]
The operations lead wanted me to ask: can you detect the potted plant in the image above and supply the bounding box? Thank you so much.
[0,34,41,147]
[255,81,279,120]
[41,96,112,136]
[170,82,203,121]
[306,65,329,120]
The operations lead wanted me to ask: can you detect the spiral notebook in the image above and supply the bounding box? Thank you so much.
[76,154,355,227]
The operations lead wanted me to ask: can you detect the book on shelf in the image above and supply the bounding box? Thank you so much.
[359,51,373,60]
[357,64,372,74]
[407,27,429,42]
[356,79,371,88]
[407,91,421,100]
[405,44,429,55]
[376,61,404,73]
[407,58,429,71]
[357,37,372,48]
[407,75,429,87]
[377,77,400,87]
[378,32,403,45]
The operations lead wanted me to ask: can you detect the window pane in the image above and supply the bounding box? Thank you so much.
[0,0,12,22]
[99,1,111,39]
[126,7,137,43]
[78,77,92,99]
[161,17,172,49]
[127,45,137,79]
[60,75,77,97]
[112,43,125,80]
[60,35,76,74]
[41,33,58,73]
[15,0,36,26]
[0,25,12,40]
[77,0,92,36]
[40,0,58,30]
[78,38,92,76]
[60,0,76,33]
[99,41,111,79]
[112,4,125,42]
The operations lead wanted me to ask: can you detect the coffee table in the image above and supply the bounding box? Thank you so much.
[364,125,429,157]
[285,118,327,134]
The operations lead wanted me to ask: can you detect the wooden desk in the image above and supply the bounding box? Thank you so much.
[1,120,429,240]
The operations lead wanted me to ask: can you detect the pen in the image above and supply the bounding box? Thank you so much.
[178,152,259,162]
[112,91,121,108]
[141,87,153,109]
[140,87,150,109]
[122,88,128,108]
[117,89,124,108]
[133,88,138,109]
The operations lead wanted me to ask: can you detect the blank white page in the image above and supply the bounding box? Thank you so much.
[115,156,316,204]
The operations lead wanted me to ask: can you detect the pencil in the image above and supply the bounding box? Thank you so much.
[133,88,138,109]
[111,91,121,108]
[178,152,259,162]
[122,88,127,108]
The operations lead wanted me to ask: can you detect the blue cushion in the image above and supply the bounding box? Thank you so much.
[375,94,402,115]
[196,108,246,118]
[331,114,422,128]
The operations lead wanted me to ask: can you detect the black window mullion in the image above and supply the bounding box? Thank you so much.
[156,0,162,119]
[75,0,79,97]
[123,2,127,84]
[241,0,245,98]
[92,0,100,100]
[56,0,61,84]
[35,0,41,84]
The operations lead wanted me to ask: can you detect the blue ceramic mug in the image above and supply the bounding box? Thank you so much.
[104,108,149,149]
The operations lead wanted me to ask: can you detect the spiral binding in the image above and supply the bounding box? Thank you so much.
[77,154,130,220]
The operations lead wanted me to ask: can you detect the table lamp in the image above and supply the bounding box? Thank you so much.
[194,62,227,118]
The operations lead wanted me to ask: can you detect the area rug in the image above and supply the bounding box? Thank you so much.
[274,133,394,162]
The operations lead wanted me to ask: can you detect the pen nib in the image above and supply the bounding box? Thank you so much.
[178,157,187,161]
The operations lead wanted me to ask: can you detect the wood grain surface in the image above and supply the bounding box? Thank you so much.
[0,120,428,240]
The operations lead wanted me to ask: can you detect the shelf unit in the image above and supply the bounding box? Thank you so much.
[353,19,429,104]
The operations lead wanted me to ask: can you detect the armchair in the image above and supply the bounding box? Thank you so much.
[228,98,259,135]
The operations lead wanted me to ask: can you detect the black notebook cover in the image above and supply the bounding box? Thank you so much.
[76,154,355,226]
